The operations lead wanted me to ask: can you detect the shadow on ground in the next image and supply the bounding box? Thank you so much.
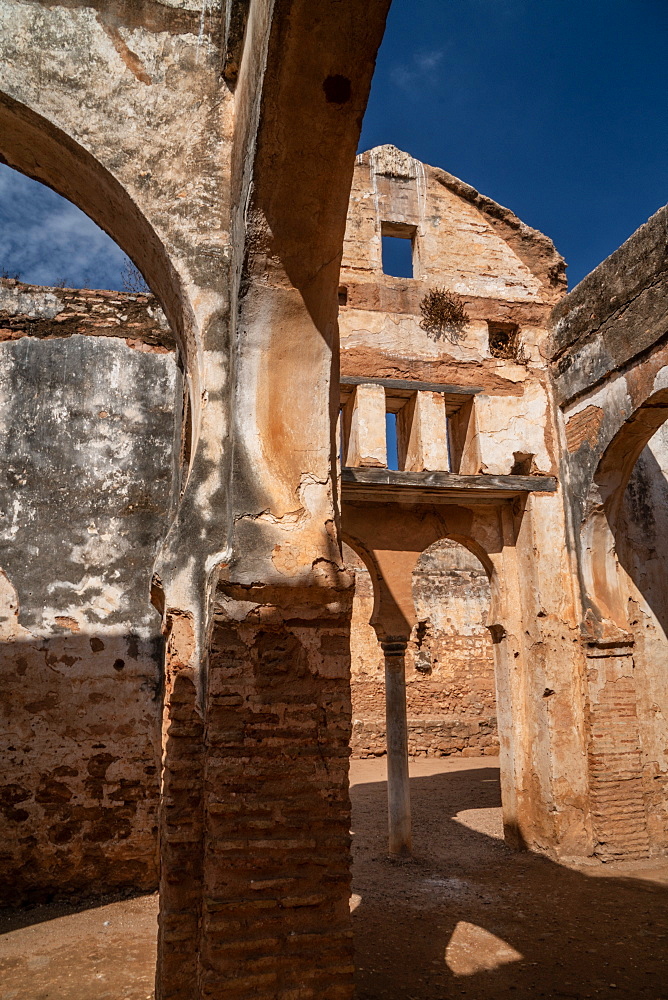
[1,758,666,1000]
[351,761,668,1000]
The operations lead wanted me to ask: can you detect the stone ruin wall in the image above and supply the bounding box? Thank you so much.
[346,541,499,759]
[550,208,668,860]
[0,281,181,903]
[4,167,668,907]
[614,423,668,853]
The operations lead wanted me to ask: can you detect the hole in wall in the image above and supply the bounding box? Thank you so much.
[338,285,348,306]
[488,322,520,360]
[323,74,352,104]
[381,234,414,278]
[510,452,534,475]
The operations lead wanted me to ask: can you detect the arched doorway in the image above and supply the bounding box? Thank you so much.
[579,393,668,860]
[0,162,184,997]
[346,538,498,761]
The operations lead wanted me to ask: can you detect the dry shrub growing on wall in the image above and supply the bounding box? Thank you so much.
[420,288,469,343]
[121,260,151,294]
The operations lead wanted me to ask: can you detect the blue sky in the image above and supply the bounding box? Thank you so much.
[0,166,129,291]
[1,0,667,291]
[360,0,668,287]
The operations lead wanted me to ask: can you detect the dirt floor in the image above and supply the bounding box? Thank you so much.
[1,756,667,1000]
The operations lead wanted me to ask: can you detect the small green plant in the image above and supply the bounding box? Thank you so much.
[419,287,469,343]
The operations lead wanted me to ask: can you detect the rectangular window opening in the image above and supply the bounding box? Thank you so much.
[386,411,399,470]
[381,221,417,279]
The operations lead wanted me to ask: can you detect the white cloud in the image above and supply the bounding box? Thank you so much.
[391,49,444,92]
[0,164,129,290]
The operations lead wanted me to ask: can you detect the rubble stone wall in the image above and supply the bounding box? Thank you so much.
[347,540,498,759]
[0,286,180,903]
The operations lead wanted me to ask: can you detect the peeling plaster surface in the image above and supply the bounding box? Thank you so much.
[0,330,181,901]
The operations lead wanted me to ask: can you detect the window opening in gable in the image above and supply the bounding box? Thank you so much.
[381,221,417,278]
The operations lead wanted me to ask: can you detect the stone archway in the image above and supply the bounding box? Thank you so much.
[576,393,668,860]
[551,203,668,862]
[346,538,498,762]
[0,3,393,996]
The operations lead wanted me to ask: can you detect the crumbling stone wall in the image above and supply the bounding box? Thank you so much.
[347,541,498,758]
[549,204,668,860]
[0,2,392,994]
[0,284,180,903]
[338,145,594,860]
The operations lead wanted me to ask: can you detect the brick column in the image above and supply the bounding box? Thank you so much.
[196,594,355,1000]
[156,612,205,1000]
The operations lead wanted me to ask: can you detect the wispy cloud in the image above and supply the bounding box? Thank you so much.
[0,165,130,291]
[391,49,445,93]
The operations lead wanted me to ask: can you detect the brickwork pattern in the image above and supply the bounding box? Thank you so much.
[157,672,204,1000]
[195,615,355,1000]
[586,651,650,861]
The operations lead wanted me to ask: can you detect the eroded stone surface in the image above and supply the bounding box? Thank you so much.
[0,295,181,904]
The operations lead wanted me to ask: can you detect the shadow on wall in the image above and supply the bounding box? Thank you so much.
[0,633,163,905]
[615,440,668,638]
[350,766,668,1000]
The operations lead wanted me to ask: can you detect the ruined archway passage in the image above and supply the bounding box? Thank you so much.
[346,539,497,761]
[0,1,393,997]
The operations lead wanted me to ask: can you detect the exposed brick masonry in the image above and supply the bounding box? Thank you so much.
[196,612,355,1000]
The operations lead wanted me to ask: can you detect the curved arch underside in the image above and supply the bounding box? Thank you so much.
[0,92,190,361]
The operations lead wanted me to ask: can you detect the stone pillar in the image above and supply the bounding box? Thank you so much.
[584,638,650,861]
[398,390,449,472]
[343,383,387,468]
[382,638,412,857]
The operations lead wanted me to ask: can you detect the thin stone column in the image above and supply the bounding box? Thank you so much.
[382,638,412,857]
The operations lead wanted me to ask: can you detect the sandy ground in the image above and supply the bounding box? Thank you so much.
[1,756,667,1000]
